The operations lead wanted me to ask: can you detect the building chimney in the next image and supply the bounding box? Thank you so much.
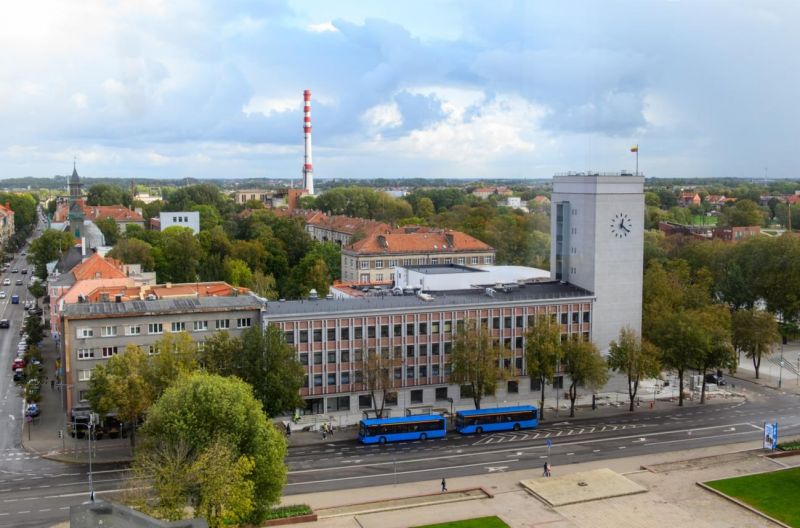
[81,237,86,256]
[302,89,314,196]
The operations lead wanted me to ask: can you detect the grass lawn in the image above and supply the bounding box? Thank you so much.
[690,215,718,226]
[705,467,800,527]
[413,516,510,528]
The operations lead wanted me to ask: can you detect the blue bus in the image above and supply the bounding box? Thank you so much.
[358,414,447,444]
[455,405,538,434]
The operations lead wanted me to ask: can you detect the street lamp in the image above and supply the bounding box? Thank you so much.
[778,338,785,389]
[70,415,98,502]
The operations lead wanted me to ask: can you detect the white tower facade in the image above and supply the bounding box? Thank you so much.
[550,173,644,352]
[302,89,314,195]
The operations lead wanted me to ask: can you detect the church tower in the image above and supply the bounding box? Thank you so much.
[68,162,84,239]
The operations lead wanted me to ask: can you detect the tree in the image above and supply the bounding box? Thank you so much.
[27,281,46,308]
[361,347,392,418]
[86,183,132,207]
[95,217,121,246]
[87,345,152,450]
[108,238,155,271]
[199,331,239,377]
[562,337,608,417]
[223,257,253,288]
[656,310,706,406]
[251,271,278,300]
[694,305,735,404]
[719,199,767,227]
[140,373,288,522]
[144,332,199,401]
[524,315,562,420]
[235,326,304,417]
[190,440,256,528]
[131,440,194,521]
[27,229,74,279]
[416,197,435,218]
[450,321,507,409]
[160,226,203,283]
[732,308,779,379]
[607,328,662,412]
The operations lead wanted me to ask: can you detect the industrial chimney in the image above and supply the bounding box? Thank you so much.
[302,89,314,195]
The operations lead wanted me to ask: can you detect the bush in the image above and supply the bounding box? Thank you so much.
[263,505,312,520]
[777,441,800,451]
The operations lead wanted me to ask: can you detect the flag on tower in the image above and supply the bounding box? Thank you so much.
[630,145,639,153]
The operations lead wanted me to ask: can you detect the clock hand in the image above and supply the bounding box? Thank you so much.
[621,224,630,232]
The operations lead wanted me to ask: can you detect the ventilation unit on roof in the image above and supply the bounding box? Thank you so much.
[485,288,495,297]
[308,288,319,300]
[417,292,434,302]
[146,294,157,301]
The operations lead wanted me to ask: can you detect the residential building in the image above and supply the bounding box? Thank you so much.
[60,282,263,416]
[264,268,593,417]
[713,226,761,242]
[340,227,495,283]
[0,202,15,245]
[159,211,200,234]
[550,172,644,352]
[472,186,513,199]
[82,204,145,231]
[657,221,713,239]
[502,196,528,212]
[678,192,701,206]
[303,211,389,246]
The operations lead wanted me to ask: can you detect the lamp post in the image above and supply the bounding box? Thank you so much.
[69,417,97,502]
[778,339,784,389]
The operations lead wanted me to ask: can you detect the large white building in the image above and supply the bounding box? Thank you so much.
[550,172,644,352]
[159,211,200,234]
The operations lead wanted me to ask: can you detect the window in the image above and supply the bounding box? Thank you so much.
[435,387,448,401]
[432,364,440,376]
[516,336,523,349]
[406,345,415,357]
[389,259,397,267]
[561,313,568,325]
[193,320,208,332]
[507,380,519,393]
[327,373,336,386]
[516,316,524,328]
[101,346,118,358]
[341,350,350,363]
[313,329,322,342]
[237,318,252,328]
[196,341,205,352]
[375,260,384,269]
[406,323,415,336]
[360,261,369,270]
[299,330,308,343]
[419,323,427,335]
[493,317,500,330]
[471,257,478,265]
[147,344,159,355]
[77,348,95,360]
[327,396,350,411]
[406,366,415,379]
[216,319,230,330]
[484,256,492,264]
[457,257,465,265]
[79,390,89,402]
[515,357,523,369]
[430,258,438,265]
[380,325,389,338]
[444,258,452,264]
[148,323,163,335]
[359,395,372,409]
[385,392,398,406]
[78,369,92,382]
[300,353,308,366]
[354,349,363,362]
[327,351,336,363]
[355,370,363,383]
[77,327,94,338]
[444,321,452,333]
[170,322,185,332]
[340,372,350,385]
[419,344,428,357]
[376,273,383,281]
[403,258,412,266]
[530,378,542,391]
[354,327,363,340]
[368,326,376,339]
[341,327,350,340]
[410,390,423,404]
[313,352,322,365]
[394,367,402,380]
[393,346,402,359]
[314,374,323,387]
[504,316,512,329]
[553,376,564,389]
[419,365,427,378]
[444,342,452,355]
[394,324,402,337]
[432,343,440,356]
[572,312,579,324]
[126,325,141,336]
[583,311,590,323]
[285,331,295,344]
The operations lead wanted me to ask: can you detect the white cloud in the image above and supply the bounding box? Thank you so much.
[362,102,403,129]
[307,22,338,33]
[242,96,297,116]
[72,93,88,109]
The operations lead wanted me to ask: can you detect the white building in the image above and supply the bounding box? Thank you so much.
[394,264,549,292]
[550,172,644,352]
[159,211,200,234]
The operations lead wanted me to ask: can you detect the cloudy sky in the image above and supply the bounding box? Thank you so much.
[0,1,797,181]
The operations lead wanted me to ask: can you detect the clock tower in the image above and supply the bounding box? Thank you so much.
[550,172,644,352]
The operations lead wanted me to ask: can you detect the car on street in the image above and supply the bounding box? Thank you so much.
[25,403,39,417]
[21,269,27,274]
[0,319,9,329]
[2,278,9,285]
[11,268,17,273]
[13,369,24,382]
[705,373,727,386]
[12,358,26,370]
[15,279,22,285]
[0,291,6,299]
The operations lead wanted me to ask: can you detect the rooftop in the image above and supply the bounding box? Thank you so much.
[265,280,592,318]
[405,264,478,275]
[62,294,263,319]
[345,228,494,255]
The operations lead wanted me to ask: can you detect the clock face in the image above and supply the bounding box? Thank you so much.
[610,213,633,238]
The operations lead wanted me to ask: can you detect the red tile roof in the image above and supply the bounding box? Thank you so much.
[71,252,126,281]
[305,212,389,236]
[80,201,144,223]
[345,229,494,255]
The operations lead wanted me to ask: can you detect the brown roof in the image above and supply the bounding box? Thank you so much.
[81,201,144,223]
[71,252,126,281]
[306,212,389,236]
[345,229,494,255]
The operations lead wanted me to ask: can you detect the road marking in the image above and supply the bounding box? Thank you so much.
[287,458,520,486]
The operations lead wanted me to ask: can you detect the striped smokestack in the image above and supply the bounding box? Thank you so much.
[302,89,314,195]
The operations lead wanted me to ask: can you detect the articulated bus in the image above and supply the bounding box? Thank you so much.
[455,405,538,434]
[358,414,447,444]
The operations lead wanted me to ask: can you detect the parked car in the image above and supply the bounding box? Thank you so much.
[12,358,26,370]
[0,319,8,329]
[13,369,24,382]
[0,291,6,299]
[28,307,42,316]
[11,268,17,273]
[2,278,9,286]
[25,403,40,417]
[15,279,22,285]
[705,373,727,386]
[21,269,27,275]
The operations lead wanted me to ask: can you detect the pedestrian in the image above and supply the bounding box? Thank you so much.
[50,379,55,390]
[321,424,327,440]
[285,422,292,437]
[547,463,552,477]
[329,422,334,437]
[543,461,548,477]
[441,478,447,492]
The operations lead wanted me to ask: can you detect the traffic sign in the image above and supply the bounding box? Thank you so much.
[546,439,552,447]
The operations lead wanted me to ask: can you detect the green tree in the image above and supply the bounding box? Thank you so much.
[655,310,706,406]
[694,305,735,404]
[94,216,120,246]
[719,199,767,227]
[251,271,279,300]
[108,238,155,271]
[87,345,152,450]
[732,308,779,379]
[416,197,435,218]
[524,315,562,421]
[361,347,392,419]
[223,257,253,288]
[86,183,132,207]
[190,204,222,232]
[199,331,239,377]
[287,255,330,299]
[131,440,194,521]
[450,321,508,410]
[161,226,203,283]
[562,337,608,417]
[145,332,199,401]
[27,281,46,308]
[607,327,662,412]
[140,373,288,521]
[191,440,256,528]
[27,229,74,279]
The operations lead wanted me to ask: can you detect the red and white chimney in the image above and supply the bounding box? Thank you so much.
[302,89,314,195]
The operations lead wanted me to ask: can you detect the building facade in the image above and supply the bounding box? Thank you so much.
[60,287,263,415]
[0,202,15,245]
[341,228,495,283]
[159,211,200,234]
[264,279,593,417]
[550,172,644,352]
[303,211,389,246]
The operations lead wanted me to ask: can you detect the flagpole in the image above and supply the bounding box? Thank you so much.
[636,149,638,176]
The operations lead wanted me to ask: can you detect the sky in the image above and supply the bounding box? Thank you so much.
[0,0,798,182]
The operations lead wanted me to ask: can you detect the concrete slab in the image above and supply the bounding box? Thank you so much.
[315,488,491,519]
[520,468,647,507]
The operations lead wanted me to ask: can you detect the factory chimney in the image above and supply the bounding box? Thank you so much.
[302,89,314,195]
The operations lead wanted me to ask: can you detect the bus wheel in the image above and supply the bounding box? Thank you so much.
[420,433,427,441]
[476,427,483,434]
[379,437,387,445]
[513,423,521,431]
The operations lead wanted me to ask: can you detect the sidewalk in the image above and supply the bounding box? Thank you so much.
[283,439,800,528]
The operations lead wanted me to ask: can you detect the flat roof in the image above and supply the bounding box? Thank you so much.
[266,281,593,318]
[404,264,478,275]
[62,295,263,319]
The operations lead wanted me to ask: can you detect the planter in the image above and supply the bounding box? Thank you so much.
[261,513,318,526]
[766,450,800,459]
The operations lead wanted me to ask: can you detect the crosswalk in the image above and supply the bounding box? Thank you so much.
[0,450,40,462]
[471,423,648,445]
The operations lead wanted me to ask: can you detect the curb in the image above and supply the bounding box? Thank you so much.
[696,481,792,528]
[314,487,492,519]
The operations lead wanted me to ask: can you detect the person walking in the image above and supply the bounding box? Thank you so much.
[441,478,447,492]
[321,424,327,440]
[50,379,55,390]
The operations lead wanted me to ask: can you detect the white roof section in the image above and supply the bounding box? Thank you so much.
[394,264,550,292]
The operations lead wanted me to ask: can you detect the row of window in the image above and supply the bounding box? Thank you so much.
[286,313,589,345]
[357,256,493,270]
[76,318,251,339]
[76,340,207,361]
[305,365,453,388]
